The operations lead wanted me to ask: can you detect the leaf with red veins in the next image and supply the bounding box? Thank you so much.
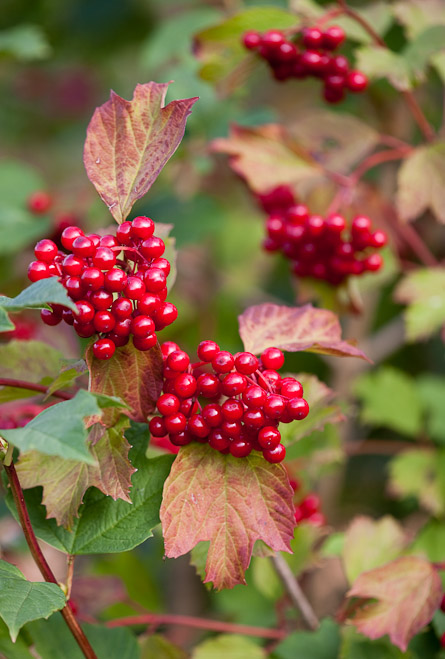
[239,303,370,362]
[346,556,442,652]
[84,82,198,223]
[212,124,322,195]
[160,443,295,590]
[16,416,134,528]
[86,340,163,425]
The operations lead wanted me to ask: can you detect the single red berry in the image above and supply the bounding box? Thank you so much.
[281,378,303,399]
[92,247,116,270]
[230,438,253,458]
[300,49,325,74]
[88,234,101,248]
[164,413,187,434]
[202,403,223,428]
[138,293,161,315]
[347,70,368,92]
[133,333,157,351]
[111,297,133,320]
[40,308,62,326]
[370,230,387,248]
[28,191,52,214]
[81,267,104,291]
[263,443,286,463]
[287,397,309,420]
[167,350,190,372]
[263,394,286,419]
[197,340,220,362]
[352,215,372,235]
[261,347,284,370]
[180,398,198,417]
[234,352,259,375]
[325,214,346,235]
[140,236,165,259]
[308,512,326,527]
[169,431,193,446]
[124,276,146,300]
[99,234,118,249]
[131,315,155,337]
[303,27,323,49]
[174,373,197,398]
[75,300,95,324]
[363,253,383,272]
[90,289,113,310]
[62,309,75,325]
[212,350,235,374]
[187,414,210,439]
[34,239,58,263]
[92,338,116,360]
[73,320,95,338]
[151,257,171,277]
[242,385,267,408]
[144,268,167,293]
[157,393,180,416]
[61,226,84,250]
[114,318,132,337]
[322,25,345,50]
[72,235,95,258]
[277,41,298,62]
[208,429,230,452]
[301,493,320,517]
[261,30,285,52]
[28,261,51,282]
[221,420,242,439]
[131,216,155,240]
[221,398,244,422]
[154,302,177,327]
[149,416,167,437]
[258,426,281,449]
[287,204,309,225]
[196,372,220,398]
[93,310,115,333]
[161,341,180,360]
[242,30,261,50]
[243,408,266,428]
[221,372,247,397]
[104,268,127,293]
[116,221,133,245]
[306,214,325,238]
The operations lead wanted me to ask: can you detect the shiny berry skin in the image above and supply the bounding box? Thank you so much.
[92,247,116,270]
[90,289,113,310]
[180,398,198,417]
[287,397,309,420]
[208,429,230,452]
[154,302,177,327]
[124,276,145,300]
[93,310,115,333]
[161,341,180,360]
[197,373,220,398]
[116,222,132,245]
[114,318,132,337]
[149,416,167,437]
[230,438,253,458]
[81,267,104,291]
[347,70,368,92]
[326,214,346,235]
[197,340,220,362]
[73,320,95,338]
[130,216,155,239]
[221,420,242,438]
[28,191,52,214]
[167,350,190,372]
[157,393,180,416]
[263,394,286,419]
[99,234,118,249]
[164,413,186,434]
[151,257,171,277]
[243,385,267,408]
[169,431,193,447]
[111,297,132,320]
[262,30,285,51]
[109,333,129,348]
[40,308,62,326]
[281,378,303,399]
[212,351,235,374]
[303,27,323,49]
[62,254,85,276]
[28,261,50,282]
[104,268,127,293]
[187,414,210,438]
[75,300,95,324]
[364,253,383,272]
[131,315,155,337]
[261,347,284,370]
[174,373,197,398]
[234,352,259,375]
[221,372,247,397]
[61,226,84,250]
[243,409,266,428]
[62,309,74,325]
[202,403,223,428]
[92,338,116,360]
[263,443,286,463]
[72,235,95,258]
[258,426,281,449]
[222,398,244,422]
[138,293,161,315]
[144,268,167,293]
[34,239,58,263]
[140,236,165,259]
[370,230,387,248]
[352,215,372,235]
[243,30,261,50]
[322,25,345,50]
[133,333,157,351]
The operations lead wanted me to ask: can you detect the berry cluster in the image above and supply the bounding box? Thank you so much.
[27,217,177,360]
[242,26,368,103]
[149,342,309,463]
[293,487,325,527]
[0,403,47,429]
[259,186,387,286]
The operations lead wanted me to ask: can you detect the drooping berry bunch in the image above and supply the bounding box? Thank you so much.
[259,186,387,286]
[27,217,177,360]
[242,25,368,103]
[149,341,309,463]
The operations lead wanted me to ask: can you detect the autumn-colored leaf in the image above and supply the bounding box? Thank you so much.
[238,303,370,361]
[86,339,163,425]
[394,268,445,341]
[16,416,134,528]
[160,443,295,589]
[212,124,322,196]
[346,556,442,652]
[83,82,198,223]
[397,143,445,224]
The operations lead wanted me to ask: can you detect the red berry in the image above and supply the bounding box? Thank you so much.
[92,247,116,270]
[281,378,303,399]
[197,340,220,362]
[262,30,285,51]
[322,25,345,50]
[133,333,157,351]
[104,268,127,293]
[111,297,132,320]
[261,347,284,370]
[28,261,51,282]
[263,394,286,419]
[243,30,261,50]
[174,373,197,398]
[149,416,167,437]
[81,267,104,291]
[212,351,235,374]
[40,308,62,326]
[61,226,84,250]
[287,397,309,420]
[301,493,320,517]
[347,70,368,92]
[187,414,210,439]
[258,426,281,450]
[124,276,145,300]
[73,320,95,338]
[140,236,165,259]
[114,318,132,337]
[370,230,387,248]
[72,236,95,258]
[243,408,266,428]
[208,429,230,452]
[90,289,113,310]
[263,443,286,463]
[131,216,155,240]
[116,222,133,245]
[34,239,58,263]
[243,385,267,408]
[363,253,383,272]
[169,431,193,446]
[144,268,167,293]
[221,372,247,397]
[138,293,161,315]
[164,413,186,434]
[131,315,155,337]
[157,393,180,416]
[62,255,84,277]
[99,234,118,249]
[202,403,223,428]
[75,300,95,324]
[92,338,115,360]
[221,398,244,422]
[234,352,259,375]
[154,302,177,328]
[167,350,190,372]
[230,438,253,458]
[93,310,115,333]
[161,341,180,360]
[303,27,323,49]
[197,372,220,398]
[28,191,52,214]
[325,214,346,235]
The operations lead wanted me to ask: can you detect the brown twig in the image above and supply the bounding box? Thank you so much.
[0,378,72,400]
[106,613,287,640]
[66,555,75,600]
[271,554,319,631]
[3,461,97,659]
[350,147,412,183]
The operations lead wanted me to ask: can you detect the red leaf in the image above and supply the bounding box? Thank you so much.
[83,82,198,223]
[160,443,295,589]
[86,340,163,424]
[238,303,370,361]
[346,556,442,652]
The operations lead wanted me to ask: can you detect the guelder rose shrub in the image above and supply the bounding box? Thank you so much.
[1,1,445,657]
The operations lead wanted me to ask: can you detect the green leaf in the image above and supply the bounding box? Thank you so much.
[192,634,266,659]
[417,375,445,443]
[354,367,422,437]
[0,205,51,256]
[397,143,445,224]
[431,51,445,83]
[8,424,173,549]
[394,0,445,40]
[0,619,34,659]
[404,25,445,81]
[388,449,444,515]
[340,626,416,659]
[44,360,88,398]
[27,615,139,659]
[252,556,283,600]
[342,516,407,584]
[140,633,188,659]
[409,519,445,562]
[0,24,51,60]
[321,532,345,558]
[0,278,77,313]
[0,160,44,206]
[395,268,445,342]
[355,46,411,90]
[0,390,102,464]
[0,307,14,332]
[0,560,65,642]
[273,618,340,659]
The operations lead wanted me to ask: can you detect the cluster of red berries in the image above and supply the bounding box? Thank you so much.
[27,217,177,360]
[242,25,368,103]
[258,186,386,286]
[149,342,309,463]
[0,403,47,429]
[291,481,325,527]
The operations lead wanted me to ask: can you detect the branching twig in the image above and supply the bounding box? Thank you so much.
[271,554,319,631]
[0,378,72,400]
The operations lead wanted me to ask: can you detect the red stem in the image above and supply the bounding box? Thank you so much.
[4,462,97,659]
[0,378,72,400]
[350,147,412,182]
[106,613,287,640]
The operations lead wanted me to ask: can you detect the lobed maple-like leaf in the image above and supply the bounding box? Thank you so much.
[346,556,442,652]
[86,339,163,425]
[394,268,445,342]
[396,143,445,224]
[15,416,135,528]
[83,82,198,223]
[238,303,370,361]
[160,443,295,590]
